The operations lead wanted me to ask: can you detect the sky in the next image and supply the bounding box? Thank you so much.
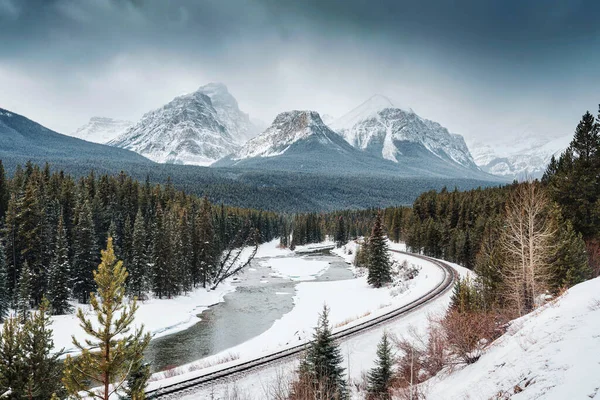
[0,0,599,143]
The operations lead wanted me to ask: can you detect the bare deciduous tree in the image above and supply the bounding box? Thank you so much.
[210,226,259,290]
[500,182,555,316]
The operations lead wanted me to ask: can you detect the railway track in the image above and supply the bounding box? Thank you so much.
[146,250,457,399]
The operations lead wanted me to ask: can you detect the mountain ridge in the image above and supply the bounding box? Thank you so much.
[109,83,258,166]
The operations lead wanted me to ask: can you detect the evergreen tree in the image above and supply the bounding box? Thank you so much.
[121,339,151,400]
[298,305,347,399]
[20,298,65,399]
[0,242,9,322]
[548,209,592,290]
[72,200,98,304]
[15,261,33,323]
[390,208,402,243]
[367,212,393,288]
[335,216,347,248]
[0,317,26,396]
[63,237,151,400]
[4,193,20,296]
[151,206,169,298]
[195,198,216,288]
[367,332,395,400]
[0,160,8,222]
[18,179,46,306]
[128,209,148,298]
[48,214,73,315]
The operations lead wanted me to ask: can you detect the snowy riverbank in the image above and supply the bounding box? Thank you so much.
[148,240,452,392]
[30,239,337,355]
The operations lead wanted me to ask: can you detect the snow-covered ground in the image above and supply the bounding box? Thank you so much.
[51,280,236,355]
[151,241,467,398]
[426,276,600,400]
[0,239,288,355]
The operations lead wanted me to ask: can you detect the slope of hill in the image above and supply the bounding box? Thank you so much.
[0,108,151,172]
[71,116,133,144]
[427,277,600,400]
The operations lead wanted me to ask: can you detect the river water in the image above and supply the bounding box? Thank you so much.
[144,252,354,372]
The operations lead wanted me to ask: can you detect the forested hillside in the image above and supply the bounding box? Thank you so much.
[0,161,283,317]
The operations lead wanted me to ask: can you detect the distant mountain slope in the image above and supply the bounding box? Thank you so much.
[71,117,133,144]
[109,83,259,166]
[0,108,151,170]
[331,95,478,170]
[467,135,571,179]
[215,110,498,180]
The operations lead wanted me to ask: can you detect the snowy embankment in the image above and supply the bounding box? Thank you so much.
[149,240,461,396]
[11,242,285,355]
[51,280,236,355]
[426,277,600,400]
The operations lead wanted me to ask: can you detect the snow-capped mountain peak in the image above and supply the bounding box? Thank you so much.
[71,117,133,144]
[231,110,343,160]
[108,83,262,165]
[196,82,260,144]
[331,96,477,169]
[109,90,239,166]
[467,134,571,179]
[331,94,397,131]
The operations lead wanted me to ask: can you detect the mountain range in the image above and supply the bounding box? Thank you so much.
[98,84,491,179]
[467,135,571,179]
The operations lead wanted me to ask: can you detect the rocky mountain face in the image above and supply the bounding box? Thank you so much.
[196,82,260,144]
[215,109,498,180]
[109,83,259,166]
[71,117,133,143]
[228,110,355,160]
[467,135,571,179]
[330,95,478,170]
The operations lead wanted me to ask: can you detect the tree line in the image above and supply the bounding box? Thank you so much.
[0,162,283,320]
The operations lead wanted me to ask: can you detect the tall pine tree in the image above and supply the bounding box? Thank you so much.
[15,261,33,323]
[0,242,9,322]
[128,209,148,298]
[48,214,73,315]
[296,305,347,399]
[367,332,395,400]
[72,199,98,304]
[63,237,151,400]
[367,212,393,288]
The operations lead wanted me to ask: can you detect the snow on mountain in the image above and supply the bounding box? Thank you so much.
[427,276,600,400]
[71,117,133,144]
[196,83,260,144]
[321,114,335,126]
[467,134,571,179]
[109,90,239,166]
[330,95,477,169]
[229,110,349,160]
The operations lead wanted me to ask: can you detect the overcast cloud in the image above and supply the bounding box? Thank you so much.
[0,0,599,142]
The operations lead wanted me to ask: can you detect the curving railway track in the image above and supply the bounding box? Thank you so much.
[146,250,458,399]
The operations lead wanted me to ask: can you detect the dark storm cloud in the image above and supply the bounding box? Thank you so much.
[0,0,599,140]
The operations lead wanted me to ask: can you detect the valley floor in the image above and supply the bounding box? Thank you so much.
[149,241,469,398]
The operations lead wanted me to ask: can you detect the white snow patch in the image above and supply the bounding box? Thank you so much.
[266,257,330,281]
[426,276,600,400]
